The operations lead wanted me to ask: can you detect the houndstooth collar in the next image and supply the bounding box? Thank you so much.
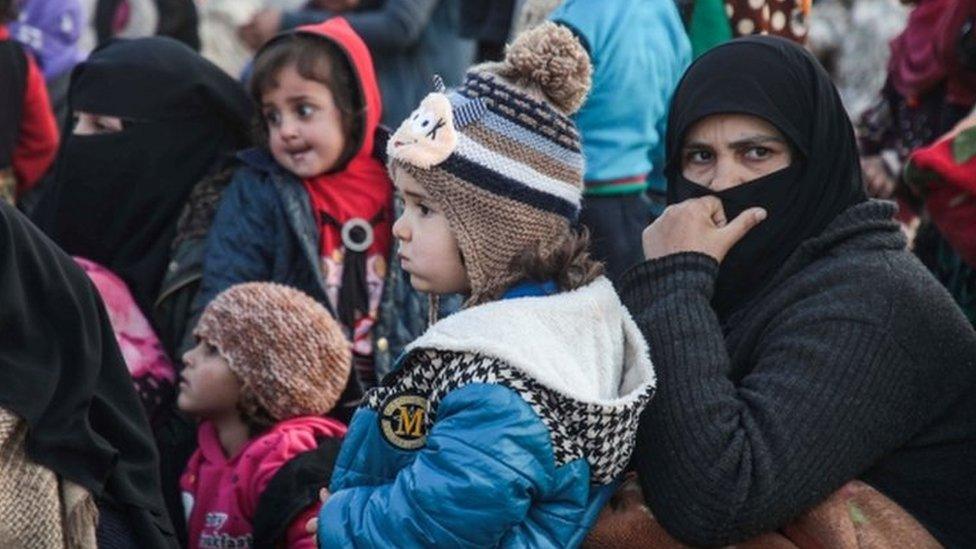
[366,349,653,484]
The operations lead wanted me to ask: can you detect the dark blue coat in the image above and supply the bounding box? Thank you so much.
[197,148,335,319]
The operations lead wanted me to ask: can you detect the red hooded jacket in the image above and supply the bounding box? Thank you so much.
[0,24,58,196]
[294,18,392,386]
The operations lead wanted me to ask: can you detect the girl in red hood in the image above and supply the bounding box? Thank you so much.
[197,17,393,420]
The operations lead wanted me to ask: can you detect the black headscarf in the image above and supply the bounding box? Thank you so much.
[665,36,867,318]
[33,36,251,317]
[0,201,176,547]
[0,40,26,171]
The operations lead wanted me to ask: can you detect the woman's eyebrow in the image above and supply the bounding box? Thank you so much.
[683,135,786,149]
[728,135,786,148]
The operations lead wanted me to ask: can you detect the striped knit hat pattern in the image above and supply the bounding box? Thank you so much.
[194,282,351,422]
[387,22,591,304]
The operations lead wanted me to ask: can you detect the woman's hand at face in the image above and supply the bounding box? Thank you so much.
[641,196,767,263]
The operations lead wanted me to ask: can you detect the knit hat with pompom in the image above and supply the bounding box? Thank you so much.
[194,282,351,422]
[386,22,592,305]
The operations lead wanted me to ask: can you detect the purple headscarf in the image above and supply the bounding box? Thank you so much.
[9,0,84,80]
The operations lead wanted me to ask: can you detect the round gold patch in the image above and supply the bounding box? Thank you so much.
[378,393,429,450]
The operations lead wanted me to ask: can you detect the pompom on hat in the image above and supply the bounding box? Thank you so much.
[387,22,592,305]
[194,282,351,422]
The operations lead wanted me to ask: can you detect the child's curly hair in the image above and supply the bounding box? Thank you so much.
[249,33,365,171]
[500,227,604,303]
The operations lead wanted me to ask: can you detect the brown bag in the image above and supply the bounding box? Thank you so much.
[582,476,942,549]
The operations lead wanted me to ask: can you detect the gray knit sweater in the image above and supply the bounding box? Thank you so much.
[620,200,976,547]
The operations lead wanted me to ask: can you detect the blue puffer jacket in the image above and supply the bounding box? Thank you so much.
[319,278,656,547]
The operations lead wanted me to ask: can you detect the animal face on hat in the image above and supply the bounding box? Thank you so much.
[388,93,458,169]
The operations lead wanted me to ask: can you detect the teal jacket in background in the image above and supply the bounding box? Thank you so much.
[551,0,691,197]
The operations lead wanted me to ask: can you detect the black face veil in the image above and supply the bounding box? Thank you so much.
[665,36,866,318]
[32,36,252,317]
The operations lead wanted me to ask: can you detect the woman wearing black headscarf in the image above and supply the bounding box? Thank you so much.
[621,36,976,546]
[0,200,176,547]
[32,35,251,321]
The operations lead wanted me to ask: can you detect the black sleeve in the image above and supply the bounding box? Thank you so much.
[252,437,343,549]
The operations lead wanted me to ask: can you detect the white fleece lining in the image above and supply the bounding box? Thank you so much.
[406,277,655,406]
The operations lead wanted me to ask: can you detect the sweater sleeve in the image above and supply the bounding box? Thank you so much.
[12,54,58,194]
[281,0,440,52]
[318,383,555,547]
[620,252,928,547]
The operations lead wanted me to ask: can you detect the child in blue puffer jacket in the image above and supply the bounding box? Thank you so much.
[314,22,656,548]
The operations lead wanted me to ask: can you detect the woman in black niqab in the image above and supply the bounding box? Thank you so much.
[0,200,176,547]
[664,35,866,318]
[32,36,251,318]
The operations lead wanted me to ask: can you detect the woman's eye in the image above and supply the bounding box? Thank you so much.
[418,203,431,216]
[297,104,315,118]
[686,150,712,164]
[74,116,116,134]
[745,147,772,160]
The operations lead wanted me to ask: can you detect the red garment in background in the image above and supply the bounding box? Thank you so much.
[909,120,976,268]
[888,0,976,106]
[0,24,58,195]
[724,0,810,44]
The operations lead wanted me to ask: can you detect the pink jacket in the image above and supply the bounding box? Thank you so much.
[181,416,347,549]
[74,257,175,424]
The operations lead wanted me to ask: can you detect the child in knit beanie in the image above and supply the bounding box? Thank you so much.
[178,282,350,549]
[314,23,656,547]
